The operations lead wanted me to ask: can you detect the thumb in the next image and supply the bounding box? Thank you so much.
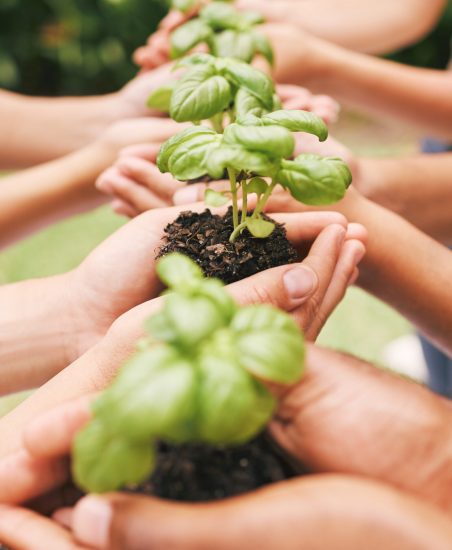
[227,262,318,313]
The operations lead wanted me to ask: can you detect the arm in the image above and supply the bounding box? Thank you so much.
[0,63,177,169]
[0,117,183,248]
[265,24,452,140]
[356,154,452,246]
[239,0,446,54]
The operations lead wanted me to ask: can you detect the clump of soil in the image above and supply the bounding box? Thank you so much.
[132,434,301,502]
[157,207,299,283]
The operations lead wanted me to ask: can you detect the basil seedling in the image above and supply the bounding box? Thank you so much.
[157,108,352,241]
[72,253,304,493]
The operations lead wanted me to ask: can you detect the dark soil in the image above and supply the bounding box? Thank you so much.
[131,433,302,502]
[145,207,302,501]
[157,207,299,283]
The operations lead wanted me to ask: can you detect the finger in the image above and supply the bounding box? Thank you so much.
[345,222,368,244]
[116,157,183,199]
[304,239,366,340]
[172,180,230,205]
[111,198,140,218]
[24,394,94,459]
[109,175,169,212]
[54,507,75,529]
[96,167,120,195]
[118,143,160,161]
[0,450,68,504]
[0,504,82,549]
[133,46,167,70]
[272,212,347,246]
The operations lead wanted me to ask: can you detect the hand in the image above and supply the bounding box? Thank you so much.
[276,84,339,124]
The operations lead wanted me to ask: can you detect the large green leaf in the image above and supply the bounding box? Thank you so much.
[73,421,155,493]
[277,154,352,205]
[232,305,304,384]
[157,251,204,287]
[170,64,232,122]
[206,144,278,179]
[217,57,274,109]
[250,30,274,65]
[167,133,221,180]
[223,123,295,158]
[262,110,328,141]
[170,19,213,59]
[212,30,256,63]
[157,126,216,173]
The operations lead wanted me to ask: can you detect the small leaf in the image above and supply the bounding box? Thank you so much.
[245,217,275,238]
[234,88,268,119]
[200,2,244,30]
[204,188,230,206]
[206,144,278,179]
[174,52,215,69]
[157,252,204,288]
[223,123,295,158]
[217,57,274,109]
[277,155,352,205]
[170,19,213,59]
[250,30,274,65]
[246,177,268,196]
[262,110,328,141]
[73,421,155,493]
[171,0,197,13]
[157,126,216,173]
[212,30,256,63]
[170,64,232,122]
[147,82,175,112]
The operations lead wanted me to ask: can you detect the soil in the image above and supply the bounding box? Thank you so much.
[157,207,299,284]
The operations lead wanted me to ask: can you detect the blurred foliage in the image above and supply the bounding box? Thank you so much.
[0,0,167,95]
[389,1,452,69]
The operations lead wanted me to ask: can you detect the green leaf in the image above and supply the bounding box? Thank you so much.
[272,93,282,111]
[217,58,274,109]
[197,347,275,444]
[250,30,274,65]
[170,64,232,122]
[174,52,215,69]
[204,188,230,206]
[246,176,268,196]
[147,82,175,112]
[73,420,155,493]
[212,30,256,63]
[206,145,278,179]
[232,305,305,384]
[234,88,268,119]
[200,2,243,30]
[157,126,216,173]
[170,19,213,59]
[167,133,221,180]
[277,155,352,205]
[262,110,328,141]
[245,217,275,238]
[223,123,295,158]
[157,252,204,287]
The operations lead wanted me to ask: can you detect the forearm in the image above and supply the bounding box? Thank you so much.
[275,39,452,140]
[242,0,445,54]
[341,194,452,354]
[0,274,78,395]
[356,155,452,245]
[0,141,115,248]
[0,90,121,169]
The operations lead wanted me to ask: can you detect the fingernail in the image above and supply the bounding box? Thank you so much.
[353,242,366,264]
[283,265,318,301]
[73,495,112,548]
[173,185,201,205]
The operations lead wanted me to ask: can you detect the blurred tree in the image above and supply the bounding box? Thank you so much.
[0,0,167,96]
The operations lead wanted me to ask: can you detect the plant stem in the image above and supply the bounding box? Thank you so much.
[229,221,248,243]
[228,168,239,229]
[241,181,248,224]
[252,179,277,219]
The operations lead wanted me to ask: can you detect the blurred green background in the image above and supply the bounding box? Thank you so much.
[1,0,452,96]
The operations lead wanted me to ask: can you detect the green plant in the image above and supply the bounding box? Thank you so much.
[169,2,273,64]
[147,53,278,131]
[157,109,352,241]
[73,253,304,493]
